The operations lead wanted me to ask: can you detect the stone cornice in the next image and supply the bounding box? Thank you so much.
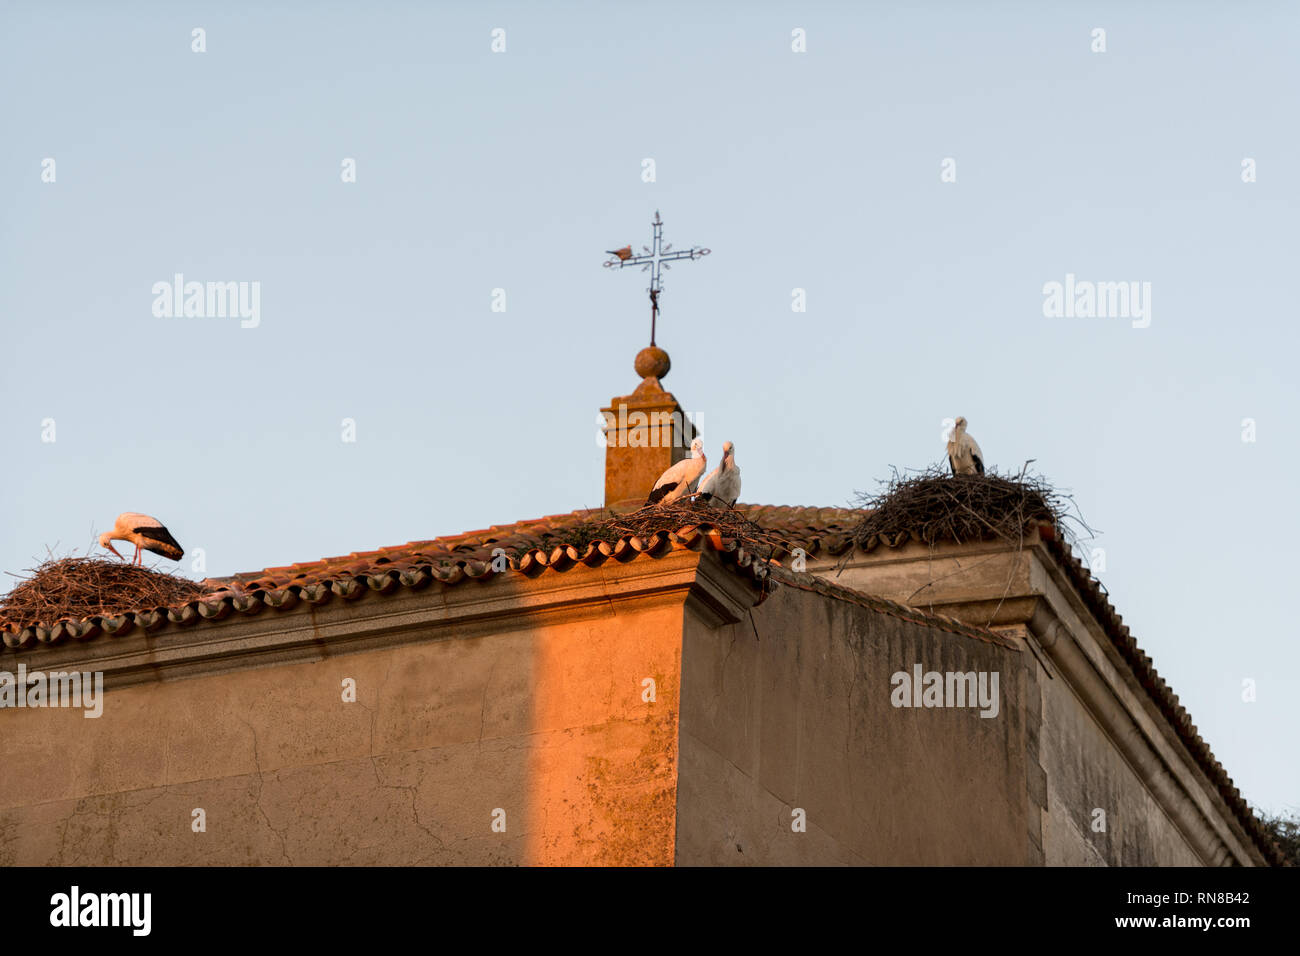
[1,548,763,693]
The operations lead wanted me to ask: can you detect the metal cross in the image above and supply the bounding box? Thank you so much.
[603,210,710,346]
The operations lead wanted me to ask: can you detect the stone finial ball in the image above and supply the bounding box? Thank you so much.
[634,347,671,380]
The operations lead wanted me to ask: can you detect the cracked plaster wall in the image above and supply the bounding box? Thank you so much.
[0,600,683,866]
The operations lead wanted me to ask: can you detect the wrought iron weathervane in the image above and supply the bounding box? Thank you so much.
[603,211,710,346]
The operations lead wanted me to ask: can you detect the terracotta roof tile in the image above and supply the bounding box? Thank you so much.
[209,504,863,591]
[0,518,776,653]
[739,504,862,556]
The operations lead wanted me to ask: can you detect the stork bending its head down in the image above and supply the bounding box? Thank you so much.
[646,438,706,506]
[99,512,185,566]
[946,417,984,476]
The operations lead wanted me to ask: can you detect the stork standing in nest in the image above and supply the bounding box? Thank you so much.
[693,440,741,508]
[99,512,185,566]
[947,417,985,475]
[646,438,706,505]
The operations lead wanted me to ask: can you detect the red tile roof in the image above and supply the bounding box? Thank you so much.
[212,504,861,591]
[0,504,1004,662]
[216,506,609,591]
[0,519,781,652]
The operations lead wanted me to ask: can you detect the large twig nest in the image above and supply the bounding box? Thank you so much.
[522,500,789,558]
[848,465,1090,551]
[0,556,208,630]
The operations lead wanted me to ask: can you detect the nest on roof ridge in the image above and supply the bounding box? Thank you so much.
[848,465,1087,551]
[519,501,791,561]
[0,556,209,631]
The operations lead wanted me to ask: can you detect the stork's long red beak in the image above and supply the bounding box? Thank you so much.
[104,541,124,561]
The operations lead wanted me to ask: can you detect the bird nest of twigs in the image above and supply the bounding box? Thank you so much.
[519,501,790,561]
[847,465,1090,552]
[0,556,208,631]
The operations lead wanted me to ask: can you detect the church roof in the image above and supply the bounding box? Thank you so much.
[0,506,847,651]
[0,502,1285,864]
[212,503,860,591]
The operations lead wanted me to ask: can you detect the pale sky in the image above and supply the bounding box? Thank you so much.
[2,1,1297,816]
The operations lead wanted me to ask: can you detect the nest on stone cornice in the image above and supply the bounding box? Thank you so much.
[513,501,790,583]
[847,465,1092,553]
[520,501,786,554]
[0,555,209,632]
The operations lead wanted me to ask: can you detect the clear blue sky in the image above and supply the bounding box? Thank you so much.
[3,2,1296,816]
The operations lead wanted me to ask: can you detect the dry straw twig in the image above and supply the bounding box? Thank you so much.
[845,464,1092,552]
[0,556,207,630]
[521,501,792,560]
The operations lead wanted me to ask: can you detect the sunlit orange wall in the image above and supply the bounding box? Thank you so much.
[0,590,688,865]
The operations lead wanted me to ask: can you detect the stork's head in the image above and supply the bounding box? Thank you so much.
[690,438,704,457]
[98,531,124,560]
[722,440,734,458]
[954,416,968,431]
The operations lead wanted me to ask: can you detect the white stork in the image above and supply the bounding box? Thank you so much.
[946,417,985,475]
[646,438,707,506]
[99,512,185,566]
[694,441,741,508]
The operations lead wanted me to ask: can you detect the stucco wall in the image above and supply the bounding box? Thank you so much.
[675,581,1033,865]
[812,540,1256,866]
[0,590,684,866]
[1035,661,1202,865]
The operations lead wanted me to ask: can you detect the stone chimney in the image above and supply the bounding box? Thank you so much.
[601,346,698,511]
